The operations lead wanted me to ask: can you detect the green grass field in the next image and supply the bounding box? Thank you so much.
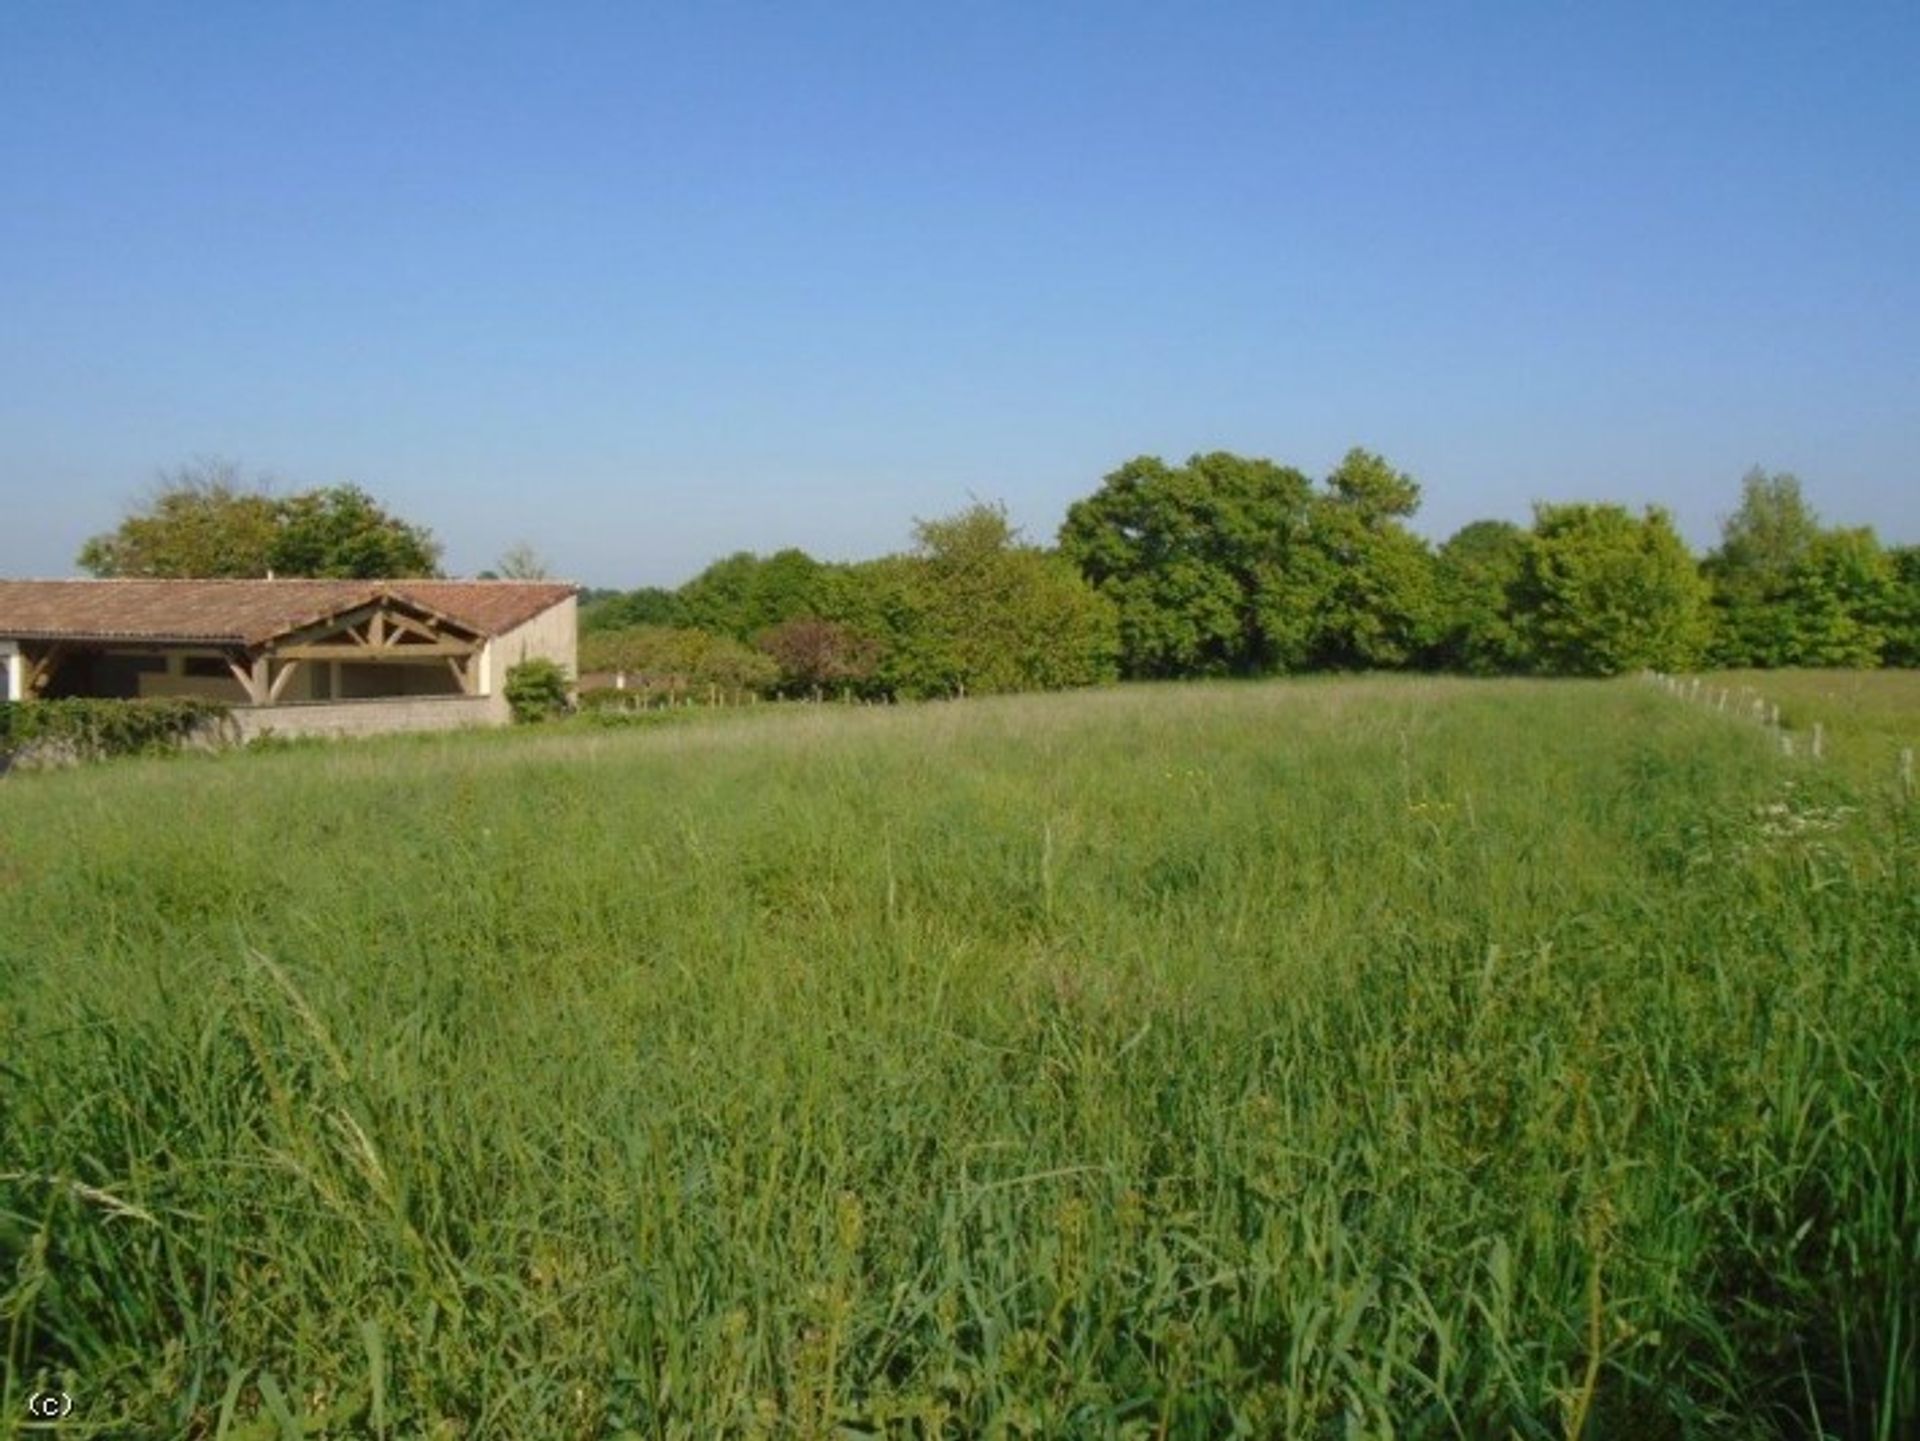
[1708,668,1920,791]
[2,676,1915,1439]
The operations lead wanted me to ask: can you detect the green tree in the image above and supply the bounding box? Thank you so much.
[1303,449,1438,669]
[82,467,442,579]
[824,505,1117,700]
[77,462,283,577]
[1703,470,1903,668]
[1716,468,1823,583]
[582,587,683,632]
[755,617,882,697]
[1061,448,1443,676]
[1881,545,1920,667]
[1324,445,1422,520]
[807,557,928,696]
[1430,520,1531,674]
[1514,504,1709,675]
[906,503,1119,697]
[1060,453,1318,677]
[268,485,442,578]
[676,549,828,640]
[1703,469,1824,665]
[1780,528,1894,666]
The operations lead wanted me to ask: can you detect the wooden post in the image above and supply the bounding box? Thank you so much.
[23,643,64,697]
[249,655,271,706]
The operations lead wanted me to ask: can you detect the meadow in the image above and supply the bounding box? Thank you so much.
[1712,668,1920,790]
[1,676,1914,1439]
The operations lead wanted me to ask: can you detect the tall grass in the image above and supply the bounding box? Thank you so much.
[1709,668,1920,793]
[2,677,1914,1438]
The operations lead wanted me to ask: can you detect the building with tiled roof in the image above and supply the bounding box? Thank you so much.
[0,578,576,736]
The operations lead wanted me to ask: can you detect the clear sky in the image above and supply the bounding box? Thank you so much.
[3,1,1916,585]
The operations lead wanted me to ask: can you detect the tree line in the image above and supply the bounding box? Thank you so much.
[76,453,1918,701]
[578,503,1115,701]
[580,453,1917,700]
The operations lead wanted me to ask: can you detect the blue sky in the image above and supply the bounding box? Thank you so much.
[3,1,1915,585]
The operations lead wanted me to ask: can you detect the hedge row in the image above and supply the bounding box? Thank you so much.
[0,698,233,767]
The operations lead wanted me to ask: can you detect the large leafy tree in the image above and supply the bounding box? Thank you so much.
[269,485,441,578]
[79,463,441,579]
[1778,528,1894,666]
[1717,467,1823,579]
[1703,469,1900,667]
[76,462,282,578]
[1703,469,1824,665]
[1059,452,1318,677]
[1881,545,1920,667]
[676,548,829,640]
[582,587,682,632]
[1514,503,1709,675]
[907,503,1118,696]
[1303,449,1439,670]
[824,504,1116,699]
[1430,520,1531,674]
[1060,448,1440,677]
[755,618,881,697]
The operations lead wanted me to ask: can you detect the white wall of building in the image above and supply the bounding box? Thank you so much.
[479,594,578,718]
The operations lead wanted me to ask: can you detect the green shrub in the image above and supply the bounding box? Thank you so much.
[503,657,571,723]
[0,697,232,766]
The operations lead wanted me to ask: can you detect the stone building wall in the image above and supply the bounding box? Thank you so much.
[230,694,499,742]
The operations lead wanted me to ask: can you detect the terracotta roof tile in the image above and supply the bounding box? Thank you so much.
[0,579,575,646]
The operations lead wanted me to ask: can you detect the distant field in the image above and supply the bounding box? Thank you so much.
[2,677,1914,1438]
